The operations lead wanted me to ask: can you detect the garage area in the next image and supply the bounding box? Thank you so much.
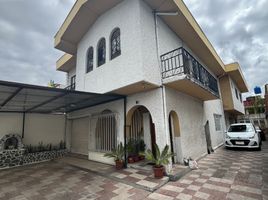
[0,80,125,165]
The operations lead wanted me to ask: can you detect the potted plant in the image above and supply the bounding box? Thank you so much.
[137,139,146,160]
[144,143,174,178]
[104,142,125,170]
[127,139,136,163]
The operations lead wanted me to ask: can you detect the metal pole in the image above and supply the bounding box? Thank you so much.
[124,97,127,168]
[22,112,25,138]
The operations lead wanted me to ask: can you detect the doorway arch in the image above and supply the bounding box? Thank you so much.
[168,111,182,163]
[126,105,156,155]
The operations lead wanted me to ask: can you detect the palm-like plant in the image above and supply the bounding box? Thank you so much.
[104,142,125,161]
[145,143,174,168]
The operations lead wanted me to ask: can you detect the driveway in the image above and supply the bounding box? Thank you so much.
[0,142,267,200]
[147,142,268,200]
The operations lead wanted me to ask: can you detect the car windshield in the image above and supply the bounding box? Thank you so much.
[228,125,254,132]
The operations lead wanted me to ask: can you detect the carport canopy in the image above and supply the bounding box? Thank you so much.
[0,80,125,114]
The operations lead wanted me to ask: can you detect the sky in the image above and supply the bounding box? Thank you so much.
[0,0,267,97]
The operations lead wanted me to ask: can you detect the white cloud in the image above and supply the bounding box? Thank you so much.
[184,0,268,97]
[0,0,75,86]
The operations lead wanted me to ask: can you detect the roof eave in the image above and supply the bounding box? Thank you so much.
[225,62,249,93]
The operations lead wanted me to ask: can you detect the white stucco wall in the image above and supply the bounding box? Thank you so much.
[165,87,207,161]
[0,113,23,138]
[67,99,124,165]
[0,113,65,146]
[126,88,168,151]
[203,99,226,149]
[68,0,219,95]
[76,0,147,93]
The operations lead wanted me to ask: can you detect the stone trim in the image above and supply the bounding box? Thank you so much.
[0,149,68,169]
[0,134,24,151]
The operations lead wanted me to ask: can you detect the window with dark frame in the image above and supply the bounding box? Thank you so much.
[235,88,238,99]
[214,114,222,131]
[110,28,121,59]
[86,47,94,73]
[97,38,106,67]
[70,75,76,90]
[239,93,242,102]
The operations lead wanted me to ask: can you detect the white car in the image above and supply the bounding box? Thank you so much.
[225,123,261,150]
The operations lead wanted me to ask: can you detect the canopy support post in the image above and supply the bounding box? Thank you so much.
[124,97,127,168]
[22,112,26,138]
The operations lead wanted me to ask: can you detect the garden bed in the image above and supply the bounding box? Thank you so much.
[0,141,68,169]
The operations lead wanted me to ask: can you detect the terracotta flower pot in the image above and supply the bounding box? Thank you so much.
[115,160,124,170]
[153,166,164,178]
[128,156,134,163]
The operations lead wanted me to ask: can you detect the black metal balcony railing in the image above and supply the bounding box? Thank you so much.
[160,47,219,96]
[65,83,75,90]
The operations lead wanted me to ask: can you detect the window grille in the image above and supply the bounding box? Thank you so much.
[130,109,144,140]
[110,28,121,59]
[86,47,94,73]
[95,111,117,152]
[97,38,106,67]
[214,114,222,131]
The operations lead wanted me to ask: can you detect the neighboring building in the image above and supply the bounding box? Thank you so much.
[219,63,248,128]
[55,0,248,165]
[238,95,268,128]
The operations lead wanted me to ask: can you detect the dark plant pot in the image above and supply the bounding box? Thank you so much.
[115,160,124,170]
[128,156,134,163]
[153,166,164,179]
[139,155,145,160]
[133,155,139,162]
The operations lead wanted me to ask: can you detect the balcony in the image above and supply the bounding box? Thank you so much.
[56,53,76,72]
[65,83,76,91]
[161,47,219,101]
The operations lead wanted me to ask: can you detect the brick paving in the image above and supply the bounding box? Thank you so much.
[0,162,150,200]
[0,141,268,199]
[60,156,168,192]
[146,141,268,200]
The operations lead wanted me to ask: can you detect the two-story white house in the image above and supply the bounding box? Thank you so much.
[55,0,248,165]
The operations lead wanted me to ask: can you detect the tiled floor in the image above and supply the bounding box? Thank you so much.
[60,156,168,191]
[146,142,268,200]
[1,141,268,200]
[0,162,150,200]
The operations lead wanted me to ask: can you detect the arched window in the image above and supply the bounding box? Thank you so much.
[97,38,106,67]
[86,47,93,73]
[110,28,121,59]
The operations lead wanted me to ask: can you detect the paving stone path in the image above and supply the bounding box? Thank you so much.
[0,141,267,199]
[147,142,268,200]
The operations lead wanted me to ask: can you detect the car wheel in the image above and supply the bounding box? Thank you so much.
[257,145,262,151]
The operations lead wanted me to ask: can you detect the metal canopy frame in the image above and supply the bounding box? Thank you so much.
[0,80,128,167]
[0,80,125,114]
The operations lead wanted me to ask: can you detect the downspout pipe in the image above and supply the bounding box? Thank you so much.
[123,97,127,168]
[153,11,178,148]
[22,112,26,138]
